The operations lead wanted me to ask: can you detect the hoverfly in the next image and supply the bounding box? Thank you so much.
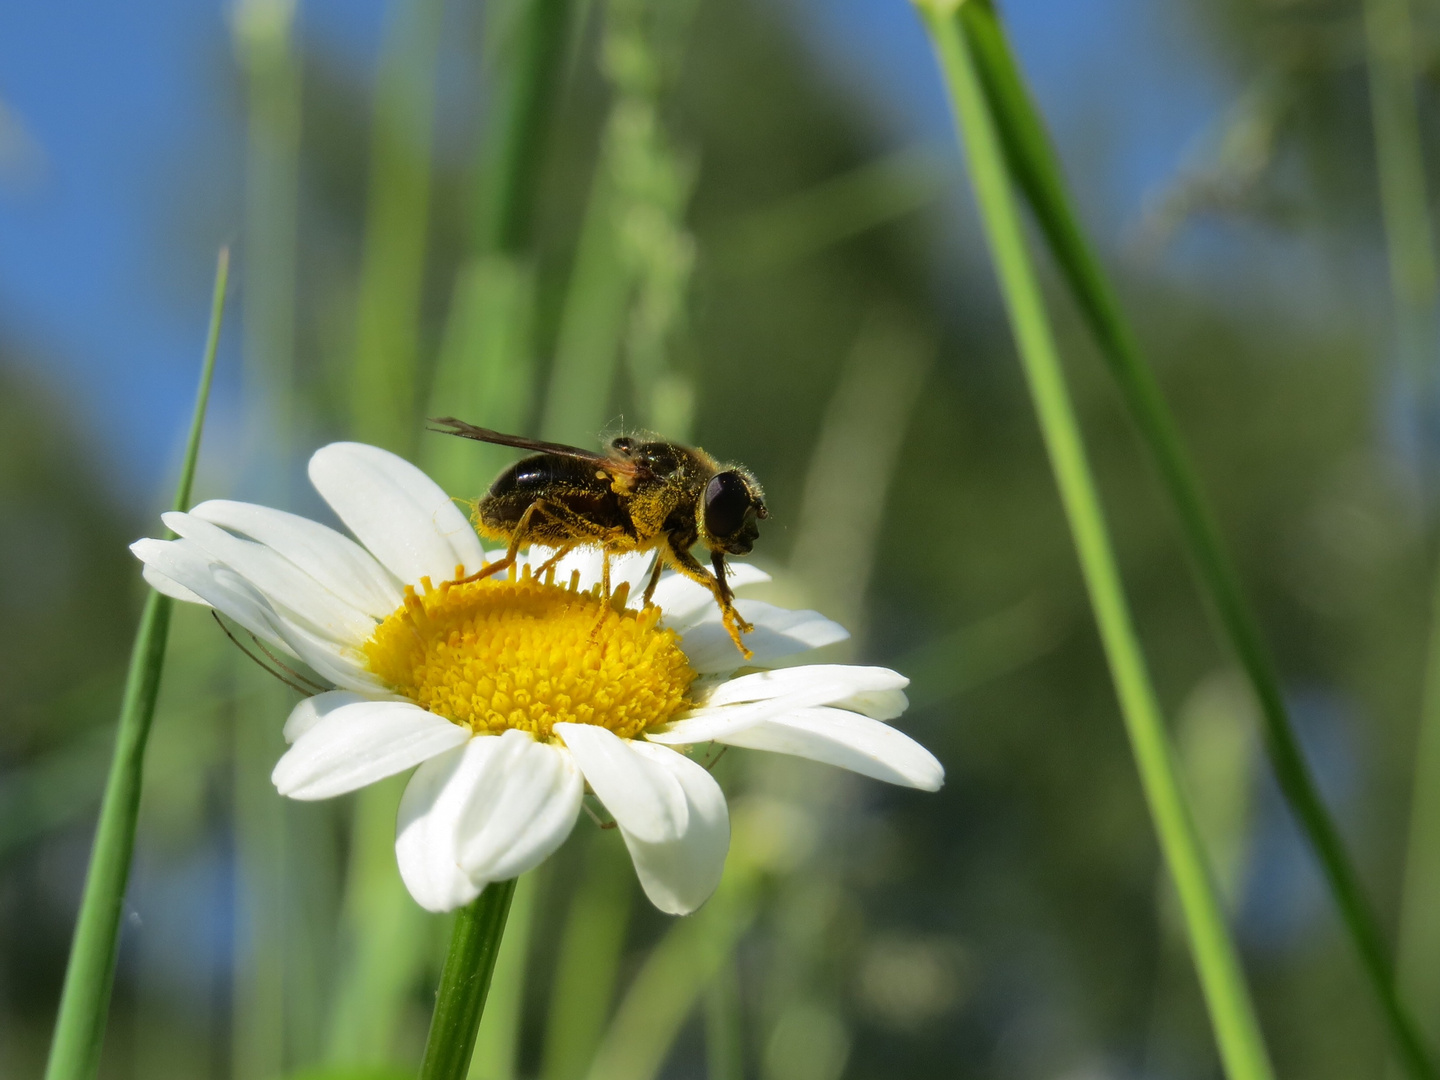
[429,417,768,657]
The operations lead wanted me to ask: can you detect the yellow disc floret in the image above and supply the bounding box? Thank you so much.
[363,568,695,740]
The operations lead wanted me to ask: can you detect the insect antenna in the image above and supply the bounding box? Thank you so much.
[700,744,729,773]
[210,611,328,696]
[581,794,618,830]
[247,631,330,695]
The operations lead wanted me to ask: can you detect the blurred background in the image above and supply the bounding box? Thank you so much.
[2,0,1437,1077]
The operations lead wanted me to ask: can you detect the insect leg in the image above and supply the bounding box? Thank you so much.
[641,555,664,607]
[532,544,575,582]
[662,539,754,659]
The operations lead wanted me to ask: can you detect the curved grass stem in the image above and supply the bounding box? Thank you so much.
[952,2,1438,1075]
[43,248,230,1080]
[913,8,1275,1078]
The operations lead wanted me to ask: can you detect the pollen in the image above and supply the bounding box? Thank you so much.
[362,567,696,741]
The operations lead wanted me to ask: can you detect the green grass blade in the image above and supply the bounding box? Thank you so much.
[584,874,755,1080]
[955,3,1439,1074]
[350,0,445,454]
[1402,569,1440,1049]
[43,248,230,1080]
[1363,0,1440,1059]
[913,8,1275,1078]
[232,678,291,1080]
[1363,0,1440,379]
[419,880,518,1080]
[235,0,301,451]
[425,256,537,492]
[475,0,574,256]
[539,164,631,443]
[538,837,633,1080]
[323,777,428,1067]
[703,960,744,1080]
[704,145,946,277]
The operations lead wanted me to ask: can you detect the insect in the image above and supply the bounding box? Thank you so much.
[429,417,769,657]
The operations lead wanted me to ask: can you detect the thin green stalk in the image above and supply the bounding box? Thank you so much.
[954,4,1439,1075]
[585,873,755,1080]
[44,248,230,1080]
[707,145,946,277]
[233,3,309,1070]
[475,0,574,256]
[914,8,1274,1078]
[538,156,631,442]
[232,678,290,1080]
[333,0,449,1054]
[419,880,519,1080]
[426,257,537,494]
[235,0,301,455]
[467,872,538,1079]
[351,0,445,453]
[704,960,744,1080]
[1365,0,1440,1054]
[1403,569,1440,1042]
[541,0,699,442]
[323,776,428,1067]
[539,836,633,1080]
[1364,0,1440,388]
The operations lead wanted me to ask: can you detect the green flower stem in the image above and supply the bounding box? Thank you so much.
[954,2,1438,1075]
[467,871,538,1079]
[44,248,230,1080]
[419,879,518,1080]
[913,8,1275,1079]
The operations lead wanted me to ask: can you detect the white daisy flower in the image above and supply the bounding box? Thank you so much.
[131,442,943,915]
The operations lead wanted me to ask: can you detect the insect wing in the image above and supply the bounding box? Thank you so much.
[428,417,647,478]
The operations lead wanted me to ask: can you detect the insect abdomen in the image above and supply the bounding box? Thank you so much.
[478,453,631,536]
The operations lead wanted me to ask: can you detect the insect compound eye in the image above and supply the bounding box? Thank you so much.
[703,471,754,540]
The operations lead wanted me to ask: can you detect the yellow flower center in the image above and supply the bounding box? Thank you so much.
[362,567,696,740]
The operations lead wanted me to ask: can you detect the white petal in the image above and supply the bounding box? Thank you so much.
[555,723,688,844]
[192,499,403,618]
[162,511,377,645]
[131,538,293,654]
[456,731,583,882]
[618,743,730,915]
[272,699,470,800]
[831,688,910,721]
[395,741,493,912]
[271,618,389,695]
[648,667,908,746]
[544,547,602,590]
[704,666,907,709]
[716,707,944,791]
[308,442,486,587]
[142,563,211,606]
[651,562,771,621]
[282,690,370,743]
[611,551,659,604]
[677,600,849,675]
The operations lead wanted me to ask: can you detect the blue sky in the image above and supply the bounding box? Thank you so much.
[0,0,1231,504]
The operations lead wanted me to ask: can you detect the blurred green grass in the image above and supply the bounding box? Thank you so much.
[6,0,1440,1078]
